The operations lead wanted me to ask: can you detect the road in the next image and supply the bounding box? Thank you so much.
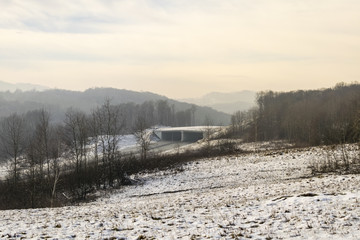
[121,141,193,157]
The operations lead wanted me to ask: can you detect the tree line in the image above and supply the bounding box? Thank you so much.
[0,99,200,209]
[0,87,231,125]
[229,83,360,145]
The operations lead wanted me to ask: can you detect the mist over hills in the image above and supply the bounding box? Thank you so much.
[180,90,257,114]
[0,87,231,126]
[0,80,49,92]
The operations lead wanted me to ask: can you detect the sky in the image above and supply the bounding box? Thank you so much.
[0,0,360,99]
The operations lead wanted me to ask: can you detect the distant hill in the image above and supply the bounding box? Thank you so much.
[0,88,231,126]
[0,80,49,92]
[180,91,257,114]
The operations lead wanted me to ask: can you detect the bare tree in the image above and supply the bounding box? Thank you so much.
[48,124,64,206]
[95,99,124,187]
[191,104,197,126]
[89,109,101,186]
[203,116,214,156]
[24,144,36,207]
[134,116,151,160]
[156,100,172,126]
[63,108,89,176]
[230,110,245,136]
[34,109,51,179]
[50,167,60,208]
[0,113,26,184]
[62,108,93,198]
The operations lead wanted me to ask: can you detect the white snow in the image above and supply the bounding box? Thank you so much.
[117,134,138,150]
[156,126,223,132]
[0,163,7,180]
[0,144,359,239]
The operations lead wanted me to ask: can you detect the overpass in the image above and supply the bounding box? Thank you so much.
[154,126,221,143]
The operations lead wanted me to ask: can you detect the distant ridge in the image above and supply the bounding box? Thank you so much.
[0,87,231,125]
[179,90,257,114]
[0,80,49,92]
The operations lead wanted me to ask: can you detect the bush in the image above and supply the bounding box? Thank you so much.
[0,138,245,210]
[309,143,360,175]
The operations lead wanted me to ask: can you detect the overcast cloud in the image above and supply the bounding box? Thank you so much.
[0,0,359,98]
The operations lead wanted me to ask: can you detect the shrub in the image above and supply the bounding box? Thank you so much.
[309,143,360,175]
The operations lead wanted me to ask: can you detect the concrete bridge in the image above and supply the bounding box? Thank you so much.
[154,126,221,143]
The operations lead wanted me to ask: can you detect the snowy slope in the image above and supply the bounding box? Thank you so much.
[0,145,359,239]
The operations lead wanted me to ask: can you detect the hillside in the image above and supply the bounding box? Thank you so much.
[0,88,231,125]
[1,143,359,239]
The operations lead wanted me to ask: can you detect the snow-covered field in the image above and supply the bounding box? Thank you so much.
[1,145,359,239]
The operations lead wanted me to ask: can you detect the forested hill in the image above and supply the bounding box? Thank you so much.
[0,88,231,126]
[231,83,360,145]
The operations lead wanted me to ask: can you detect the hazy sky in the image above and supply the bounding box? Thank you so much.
[1,0,360,98]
